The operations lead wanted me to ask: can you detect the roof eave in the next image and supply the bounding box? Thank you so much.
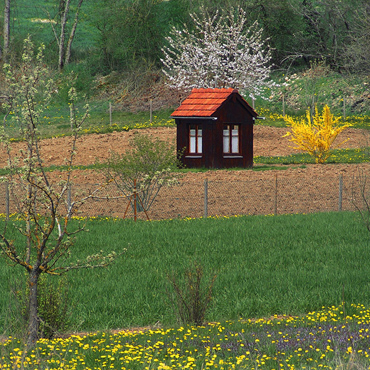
[171,116,218,120]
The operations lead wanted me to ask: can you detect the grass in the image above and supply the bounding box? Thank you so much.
[254,148,370,165]
[3,101,370,145]
[2,67,370,142]
[1,304,370,369]
[256,68,370,123]
[0,105,176,140]
[9,0,99,52]
[1,211,370,335]
[255,106,370,130]
[40,163,305,174]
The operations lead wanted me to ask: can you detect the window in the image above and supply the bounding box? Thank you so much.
[189,125,202,154]
[223,124,239,154]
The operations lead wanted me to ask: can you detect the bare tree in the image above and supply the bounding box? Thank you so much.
[161,7,274,98]
[64,0,83,66]
[0,37,120,347]
[44,0,85,71]
[286,0,359,69]
[3,0,10,62]
[344,4,370,73]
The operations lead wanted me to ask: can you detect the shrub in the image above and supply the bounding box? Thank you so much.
[283,105,351,163]
[99,132,181,217]
[10,274,72,340]
[166,261,217,326]
[37,275,72,339]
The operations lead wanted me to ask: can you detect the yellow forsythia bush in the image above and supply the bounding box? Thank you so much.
[283,105,352,163]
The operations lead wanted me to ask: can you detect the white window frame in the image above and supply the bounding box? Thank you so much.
[223,124,240,154]
[189,124,202,154]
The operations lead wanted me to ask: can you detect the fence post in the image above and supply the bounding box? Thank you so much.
[338,174,343,211]
[109,102,112,126]
[204,179,208,218]
[134,179,137,222]
[282,94,286,117]
[150,99,153,123]
[274,174,278,215]
[343,97,346,121]
[5,181,9,221]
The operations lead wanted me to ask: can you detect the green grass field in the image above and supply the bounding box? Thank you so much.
[1,211,369,334]
[2,211,370,369]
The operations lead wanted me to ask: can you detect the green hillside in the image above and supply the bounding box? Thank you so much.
[8,0,98,49]
[1,0,370,132]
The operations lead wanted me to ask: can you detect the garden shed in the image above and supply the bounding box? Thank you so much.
[171,88,258,169]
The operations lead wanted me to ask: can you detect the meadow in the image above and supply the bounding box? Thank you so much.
[1,304,370,369]
[1,211,370,332]
[1,212,370,368]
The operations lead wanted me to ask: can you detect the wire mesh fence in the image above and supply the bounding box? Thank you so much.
[1,172,369,220]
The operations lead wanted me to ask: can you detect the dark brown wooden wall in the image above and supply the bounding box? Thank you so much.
[176,93,255,169]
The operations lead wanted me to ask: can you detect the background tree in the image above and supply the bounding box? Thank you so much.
[161,7,273,98]
[344,3,370,73]
[0,0,369,113]
[0,37,120,347]
[242,0,304,68]
[100,133,180,217]
[284,0,361,70]
[44,0,85,71]
[2,0,10,62]
[91,0,190,73]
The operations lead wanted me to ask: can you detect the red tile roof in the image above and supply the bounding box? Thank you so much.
[171,88,238,117]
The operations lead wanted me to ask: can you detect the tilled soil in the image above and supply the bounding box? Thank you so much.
[1,126,369,219]
[0,126,368,167]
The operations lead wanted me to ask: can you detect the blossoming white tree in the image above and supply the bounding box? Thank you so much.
[161,7,273,98]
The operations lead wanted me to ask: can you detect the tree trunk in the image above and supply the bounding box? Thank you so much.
[27,268,41,347]
[26,181,39,346]
[65,0,84,66]
[4,0,10,62]
[58,0,71,72]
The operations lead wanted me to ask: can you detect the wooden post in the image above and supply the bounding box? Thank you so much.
[150,99,153,123]
[343,97,346,120]
[109,102,112,126]
[204,179,208,218]
[274,174,278,215]
[252,98,255,110]
[338,174,343,211]
[282,94,286,117]
[311,95,315,119]
[5,182,9,221]
[134,179,137,222]
[123,195,131,219]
